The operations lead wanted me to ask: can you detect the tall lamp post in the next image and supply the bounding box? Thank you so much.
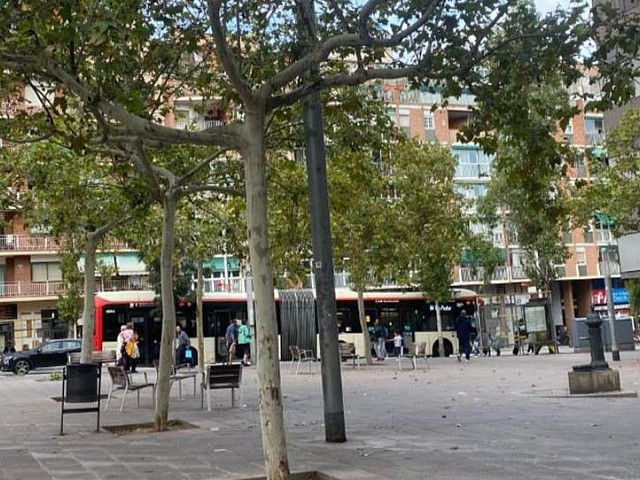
[600,246,621,361]
[300,0,346,443]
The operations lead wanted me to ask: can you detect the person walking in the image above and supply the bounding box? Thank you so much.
[225,318,237,364]
[237,319,252,366]
[373,320,388,361]
[175,324,190,365]
[391,330,403,360]
[455,310,473,362]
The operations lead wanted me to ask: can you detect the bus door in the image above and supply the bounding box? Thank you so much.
[379,305,400,354]
[130,314,148,365]
[212,309,231,361]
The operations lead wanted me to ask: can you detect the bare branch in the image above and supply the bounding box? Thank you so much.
[177,148,229,187]
[1,54,244,149]
[265,0,442,98]
[130,141,163,200]
[206,0,254,105]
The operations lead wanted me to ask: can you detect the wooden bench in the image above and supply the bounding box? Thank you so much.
[104,366,155,412]
[201,364,242,411]
[339,342,361,370]
[68,350,116,365]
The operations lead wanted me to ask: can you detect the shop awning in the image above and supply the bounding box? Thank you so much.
[78,252,147,276]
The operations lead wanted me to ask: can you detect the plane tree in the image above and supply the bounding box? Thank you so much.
[5,138,151,362]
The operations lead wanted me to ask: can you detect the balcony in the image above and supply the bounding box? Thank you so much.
[0,281,65,298]
[596,229,615,244]
[203,278,245,294]
[511,265,528,280]
[458,265,512,283]
[0,277,151,300]
[586,132,606,146]
[454,164,491,179]
[0,235,59,252]
[0,235,133,253]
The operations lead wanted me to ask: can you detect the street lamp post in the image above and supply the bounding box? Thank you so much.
[301,0,346,443]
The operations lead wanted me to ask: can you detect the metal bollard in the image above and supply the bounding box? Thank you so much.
[585,313,609,370]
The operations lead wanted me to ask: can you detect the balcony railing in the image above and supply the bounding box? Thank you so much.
[0,281,65,298]
[511,265,528,280]
[454,164,491,179]
[203,278,245,293]
[0,277,151,299]
[0,235,59,251]
[586,132,606,146]
[0,235,133,252]
[596,229,614,244]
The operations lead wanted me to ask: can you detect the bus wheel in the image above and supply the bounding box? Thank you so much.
[431,339,453,358]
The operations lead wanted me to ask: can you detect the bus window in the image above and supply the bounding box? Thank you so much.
[380,307,400,335]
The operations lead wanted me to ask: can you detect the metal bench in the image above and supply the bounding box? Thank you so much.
[104,366,155,412]
[339,342,361,370]
[201,364,243,411]
[398,342,430,371]
[157,362,197,398]
[288,346,317,374]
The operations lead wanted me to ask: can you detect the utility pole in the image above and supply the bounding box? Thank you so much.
[300,0,346,443]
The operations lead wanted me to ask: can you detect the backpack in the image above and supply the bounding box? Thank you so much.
[125,340,136,358]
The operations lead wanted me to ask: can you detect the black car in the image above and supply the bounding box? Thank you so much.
[1,339,81,374]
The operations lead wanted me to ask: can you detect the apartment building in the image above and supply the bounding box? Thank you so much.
[379,75,626,338]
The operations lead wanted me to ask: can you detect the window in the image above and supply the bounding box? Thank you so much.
[585,117,605,145]
[32,262,62,282]
[576,154,588,178]
[455,183,487,200]
[564,120,574,145]
[398,109,410,136]
[452,147,492,178]
[423,112,436,140]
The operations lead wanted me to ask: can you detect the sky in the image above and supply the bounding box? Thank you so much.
[534,0,572,13]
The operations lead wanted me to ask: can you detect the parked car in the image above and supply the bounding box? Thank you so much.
[1,339,81,374]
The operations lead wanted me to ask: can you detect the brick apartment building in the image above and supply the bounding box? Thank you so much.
[379,73,626,341]
[0,67,626,350]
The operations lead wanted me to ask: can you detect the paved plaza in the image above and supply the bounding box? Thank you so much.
[1,349,640,480]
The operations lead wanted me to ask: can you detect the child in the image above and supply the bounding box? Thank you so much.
[392,331,403,359]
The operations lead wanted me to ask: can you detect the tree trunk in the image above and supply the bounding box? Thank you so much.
[357,290,373,365]
[242,111,290,479]
[436,301,445,357]
[80,233,98,363]
[196,258,205,375]
[155,192,178,431]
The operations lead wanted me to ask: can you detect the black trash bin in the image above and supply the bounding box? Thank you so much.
[60,363,102,434]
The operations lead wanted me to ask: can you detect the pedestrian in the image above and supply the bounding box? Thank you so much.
[237,319,252,366]
[373,320,388,361]
[491,334,502,356]
[225,318,237,364]
[118,323,135,370]
[125,329,139,373]
[472,332,481,357]
[175,324,190,365]
[391,330,403,359]
[455,309,472,362]
[481,332,491,356]
[116,325,127,367]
